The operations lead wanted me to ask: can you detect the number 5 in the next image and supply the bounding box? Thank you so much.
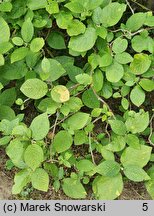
[142,203,148,211]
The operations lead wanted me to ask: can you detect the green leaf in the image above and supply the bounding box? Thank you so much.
[92,7,104,25]
[126,12,146,32]
[99,146,115,161]
[47,32,66,49]
[144,16,154,27]
[64,1,84,13]
[130,85,145,107]
[88,53,99,69]
[99,53,113,67]
[109,120,127,135]
[12,169,31,194]
[38,98,60,114]
[124,165,150,182]
[92,69,104,92]
[0,54,4,66]
[44,162,59,178]
[96,160,120,177]
[76,159,95,172]
[56,104,69,116]
[82,89,100,108]
[121,85,130,97]
[131,35,154,53]
[31,168,49,192]
[12,37,24,46]
[0,2,12,12]
[112,38,128,54]
[51,85,70,103]
[55,11,73,29]
[20,78,48,99]
[92,173,123,200]
[125,111,149,134]
[101,82,113,99]
[68,27,97,52]
[106,61,124,83]
[67,65,83,83]
[0,118,19,136]
[121,145,152,168]
[9,0,27,19]
[91,108,102,117]
[66,0,104,12]
[121,98,129,110]
[46,1,59,14]
[106,136,126,152]
[6,139,26,169]
[30,38,45,52]
[74,130,88,145]
[41,57,51,74]
[27,0,47,10]
[66,112,90,130]
[47,59,66,81]
[0,83,3,91]
[62,178,87,199]
[75,74,92,85]
[115,52,133,64]
[125,134,140,149]
[86,0,105,10]
[0,136,11,146]
[53,130,73,153]
[0,17,10,44]
[0,88,16,107]
[26,51,40,68]
[0,41,13,54]
[11,47,29,63]
[130,54,151,75]
[21,18,34,43]
[96,26,107,39]
[30,113,49,140]
[65,97,83,112]
[139,79,154,92]
[100,3,126,27]
[0,61,28,80]
[24,144,44,170]
[0,105,15,120]
[12,125,31,138]
[67,20,86,36]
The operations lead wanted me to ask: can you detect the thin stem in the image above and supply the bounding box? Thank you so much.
[45,29,51,41]
[68,83,80,91]
[131,28,154,36]
[148,114,154,146]
[50,112,59,159]
[45,47,54,58]
[23,98,31,103]
[92,116,102,124]
[50,112,76,130]
[47,159,59,163]
[51,112,59,142]
[125,0,134,14]
[110,28,154,37]
[105,123,111,142]
[92,88,116,119]
[130,0,151,11]
[89,133,96,165]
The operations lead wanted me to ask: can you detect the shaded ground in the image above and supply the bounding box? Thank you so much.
[0,149,13,200]
[0,149,151,200]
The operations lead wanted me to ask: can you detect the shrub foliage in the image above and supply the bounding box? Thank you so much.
[0,0,154,199]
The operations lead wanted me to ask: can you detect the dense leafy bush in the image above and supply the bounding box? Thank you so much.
[0,0,154,200]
